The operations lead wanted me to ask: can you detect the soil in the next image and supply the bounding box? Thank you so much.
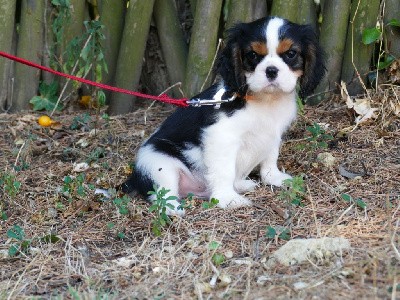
[0,90,399,299]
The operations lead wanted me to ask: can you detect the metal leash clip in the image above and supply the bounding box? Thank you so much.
[186,93,237,109]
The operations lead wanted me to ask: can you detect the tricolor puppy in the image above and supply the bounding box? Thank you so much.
[121,17,325,215]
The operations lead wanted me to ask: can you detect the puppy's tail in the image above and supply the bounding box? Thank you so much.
[116,178,135,194]
[117,170,154,198]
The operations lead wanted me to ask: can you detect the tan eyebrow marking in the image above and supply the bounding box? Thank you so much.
[277,38,294,54]
[250,41,268,56]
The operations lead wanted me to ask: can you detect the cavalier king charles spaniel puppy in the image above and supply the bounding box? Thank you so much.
[121,16,325,215]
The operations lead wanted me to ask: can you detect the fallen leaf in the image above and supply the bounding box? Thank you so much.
[341,82,378,125]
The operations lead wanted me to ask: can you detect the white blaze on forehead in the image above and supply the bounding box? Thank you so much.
[265,18,285,55]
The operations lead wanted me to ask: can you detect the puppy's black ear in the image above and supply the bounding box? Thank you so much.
[216,24,247,93]
[299,25,325,99]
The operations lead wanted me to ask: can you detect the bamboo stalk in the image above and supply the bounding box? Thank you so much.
[308,0,352,104]
[0,0,17,110]
[384,0,400,58]
[11,0,45,112]
[298,0,317,28]
[271,0,300,23]
[184,0,224,96]
[98,0,126,101]
[341,0,381,96]
[154,0,188,96]
[108,0,155,114]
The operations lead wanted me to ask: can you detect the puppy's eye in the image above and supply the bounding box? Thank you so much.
[284,49,298,59]
[246,51,259,61]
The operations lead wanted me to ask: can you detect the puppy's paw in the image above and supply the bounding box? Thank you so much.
[165,199,185,217]
[234,179,258,193]
[262,171,292,187]
[213,192,252,209]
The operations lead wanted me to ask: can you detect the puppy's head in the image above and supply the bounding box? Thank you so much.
[217,17,325,99]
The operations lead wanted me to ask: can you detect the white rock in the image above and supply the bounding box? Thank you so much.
[114,257,134,268]
[73,162,89,172]
[76,138,89,148]
[218,274,232,286]
[195,282,212,293]
[317,152,336,167]
[94,188,110,198]
[224,250,233,259]
[293,281,308,290]
[256,275,271,285]
[233,258,252,265]
[265,237,351,267]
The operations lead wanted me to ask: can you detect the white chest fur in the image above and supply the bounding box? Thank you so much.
[203,92,297,169]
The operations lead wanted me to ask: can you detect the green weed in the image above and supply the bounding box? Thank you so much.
[31,2,109,112]
[113,195,131,215]
[6,225,60,257]
[70,113,92,130]
[0,172,21,198]
[208,241,226,266]
[202,198,219,209]
[278,175,305,206]
[1,210,7,221]
[30,81,62,111]
[148,185,179,236]
[362,18,399,71]
[177,193,194,210]
[62,174,95,202]
[106,222,125,240]
[341,193,367,209]
[265,226,291,241]
[305,122,333,150]
[86,147,106,164]
[7,225,31,257]
[296,123,334,154]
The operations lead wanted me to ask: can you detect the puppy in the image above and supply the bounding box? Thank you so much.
[121,17,325,215]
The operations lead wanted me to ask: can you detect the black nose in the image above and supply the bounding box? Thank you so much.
[266,66,278,80]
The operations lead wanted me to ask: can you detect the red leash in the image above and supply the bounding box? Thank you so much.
[0,51,189,107]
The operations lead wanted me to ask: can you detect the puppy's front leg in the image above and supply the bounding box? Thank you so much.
[260,138,291,187]
[203,127,252,209]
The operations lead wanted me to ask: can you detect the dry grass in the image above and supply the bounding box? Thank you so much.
[0,90,399,299]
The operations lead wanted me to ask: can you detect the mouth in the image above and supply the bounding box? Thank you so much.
[261,82,280,92]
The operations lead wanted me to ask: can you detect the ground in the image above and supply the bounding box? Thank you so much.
[0,91,399,299]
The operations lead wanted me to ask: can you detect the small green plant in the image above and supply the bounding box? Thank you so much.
[86,147,106,164]
[106,222,126,240]
[51,0,72,51]
[40,234,61,244]
[101,113,110,122]
[201,198,219,209]
[7,225,31,257]
[1,211,7,221]
[62,174,94,201]
[70,113,93,130]
[148,185,179,236]
[113,195,131,215]
[278,175,305,206]
[362,18,399,71]
[305,122,334,149]
[208,241,226,266]
[178,193,194,210]
[265,226,291,241]
[0,172,21,198]
[30,81,62,111]
[13,159,30,172]
[341,193,367,210]
[296,95,305,114]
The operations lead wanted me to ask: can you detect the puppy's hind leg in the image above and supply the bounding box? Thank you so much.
[138,146,185,216]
